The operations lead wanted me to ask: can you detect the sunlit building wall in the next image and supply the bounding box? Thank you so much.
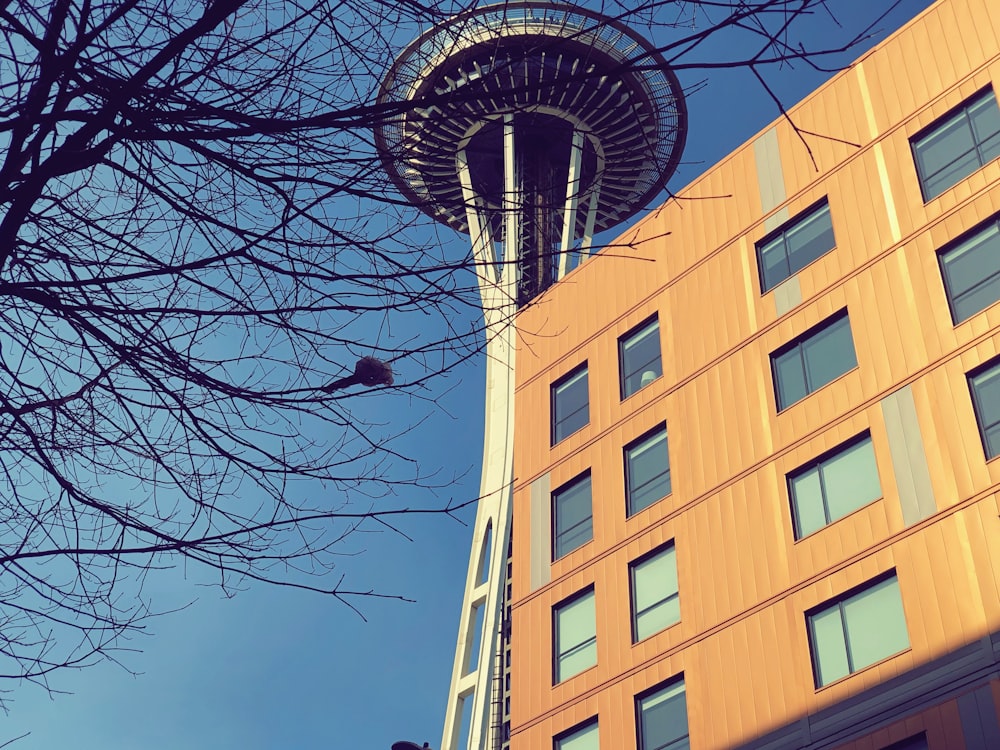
[506,0,1000,747]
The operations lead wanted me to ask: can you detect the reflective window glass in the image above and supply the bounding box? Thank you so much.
[969,359,1000,459]
[631,544,680,642]
[555,720,598,750]
[939,216,1000,323]
[807,574,909,687]
[757,200,836,292]
[553,473,593,559]
[621,318,662,398]
[552,365,589,444]
[789,434,881,538]
[771,311,857,410]
[554,589,596,683]
[912,88,1000,200]
[625,425,671,516]
[637,679,689,750]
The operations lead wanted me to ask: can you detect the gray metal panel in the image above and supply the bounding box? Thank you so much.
[958,685,1000,750]
[735,635,999,749]
[754,128,787,214]
[880,386,937,526]
[763,205,791,233]
[773,275,802,316]
[530,473,551,591]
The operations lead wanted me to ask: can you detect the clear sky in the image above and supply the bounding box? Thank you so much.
[2,2,936,748]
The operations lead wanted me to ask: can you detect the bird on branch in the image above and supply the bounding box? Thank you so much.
[321,356,394,392]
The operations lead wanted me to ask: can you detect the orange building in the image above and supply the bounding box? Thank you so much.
[507,0,1000,748]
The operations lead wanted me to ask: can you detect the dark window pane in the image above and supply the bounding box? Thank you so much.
[621,319,662,398]
[801,314,857,390]
[553,367,589,443]
[757,200,836,292]
[941,219,1000,323]
[773,312,856,410]
[913,89,1000,199]
[760,236,791,291]
[785,203,835,275]
[553,474,593,559]
[638,681,688,750]
[970,362,1000,459]
[790,468,826,538]
[773,348,808,409]
[789,434,881,539]
[626,427,671,516]
[970,93,1000,154]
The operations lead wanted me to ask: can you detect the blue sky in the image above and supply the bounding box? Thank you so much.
[2,2,935,748]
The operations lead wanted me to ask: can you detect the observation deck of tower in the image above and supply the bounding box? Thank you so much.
[375,3,687,749]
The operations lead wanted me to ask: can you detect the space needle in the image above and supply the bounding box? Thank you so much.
[375,3,687,748]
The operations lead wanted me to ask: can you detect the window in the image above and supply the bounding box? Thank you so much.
[757,200,836,292]
[807,573,909,687]
[969,358,1000,459]
[620,317,662,398]
[552,365,589,444]
[637,678,689,750]
[555,720,599,750]
[625,424,671,516]
[912,88,1000,200]
[630,544,679,642]
[554,588,596,682]
[789,433,881,539]
[771,310,857,410]
[939,215,1000,323]
[552,472,592,560]
[882,734,928,750]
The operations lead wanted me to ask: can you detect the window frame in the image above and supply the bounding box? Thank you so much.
[938,213,1000,324]
[806,571,910,688]
[911,86,1000,201]
[629,542,680,643]
[551,471,593,561]
[787,431,882,540]
[619,315,663,399]
[756,198,836,293]
[553,717,599,750]
[968,356,1000,460]
[770,309,857,411]
[635,676,689,750]
[553,586,597,684]
[624,423,671,517]
[551,363,590,445]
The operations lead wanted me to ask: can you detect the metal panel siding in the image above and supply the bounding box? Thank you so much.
[508,3,1000,749]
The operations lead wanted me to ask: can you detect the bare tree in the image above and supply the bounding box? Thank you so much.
[0,0,911,697]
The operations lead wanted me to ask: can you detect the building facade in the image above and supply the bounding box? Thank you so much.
[506,0,1000,748]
